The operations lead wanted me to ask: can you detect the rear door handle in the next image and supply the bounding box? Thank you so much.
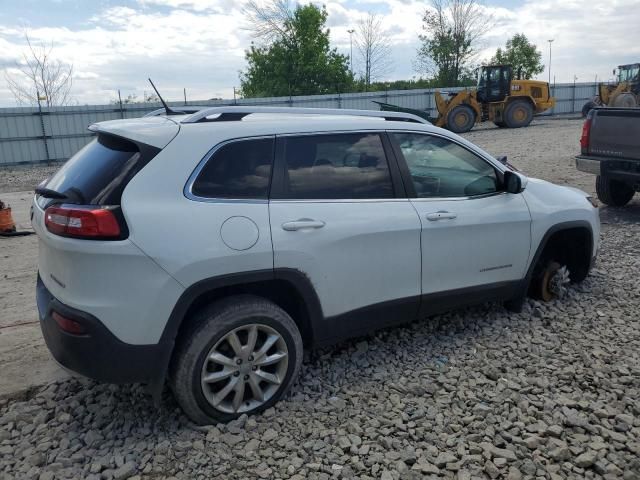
[282,219,326,231]
[426,211,457,221]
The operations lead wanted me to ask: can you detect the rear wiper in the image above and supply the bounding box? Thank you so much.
[35,186,68,200]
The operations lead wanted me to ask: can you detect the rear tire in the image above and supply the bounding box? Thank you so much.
[610,92,637,108]
[446,105,476,133]
[169,295,303,424]
[596,175,635,207]
[504,100,534,128]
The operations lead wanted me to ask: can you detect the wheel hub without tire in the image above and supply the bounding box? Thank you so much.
[455,112,468,126]
[549,265,570,298]
[514,108,526,121]
[201,324,289,413]
[540,261,570,301]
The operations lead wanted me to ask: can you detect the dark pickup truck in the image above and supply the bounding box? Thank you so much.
[576,108,640,206]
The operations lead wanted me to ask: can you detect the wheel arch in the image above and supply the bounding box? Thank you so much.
[506,95,536,108]
[148,268,323,401]
[525,221,594,287]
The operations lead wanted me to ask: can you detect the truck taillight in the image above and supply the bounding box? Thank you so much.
[45,205,121,239]
[580,115,592,154]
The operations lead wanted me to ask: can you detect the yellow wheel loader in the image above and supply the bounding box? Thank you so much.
[377,65,555,134]
[582,63,640,116]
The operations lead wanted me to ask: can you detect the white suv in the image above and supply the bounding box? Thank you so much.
[32,107,599,424]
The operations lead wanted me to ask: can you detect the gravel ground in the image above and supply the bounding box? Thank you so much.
[1,118,639,480]
[0,163,61,194]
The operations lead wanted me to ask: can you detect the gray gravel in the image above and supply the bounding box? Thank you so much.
[0,164,61,194]
[1,221,639,479]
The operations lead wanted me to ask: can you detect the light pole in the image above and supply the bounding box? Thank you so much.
[547,39,554,84]
[347,29,355,75]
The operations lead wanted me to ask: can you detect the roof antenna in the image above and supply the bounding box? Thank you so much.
[148,78,178,116]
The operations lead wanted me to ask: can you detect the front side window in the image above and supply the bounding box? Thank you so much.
[192,137,274,199]
[279,133,393,199]
[393,133,499,198]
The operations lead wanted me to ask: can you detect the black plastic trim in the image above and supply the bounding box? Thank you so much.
[317,295,420,347]
[523,220,594,287]
[419,280,523,319]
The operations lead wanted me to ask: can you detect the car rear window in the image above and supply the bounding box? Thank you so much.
[37,134,159,208]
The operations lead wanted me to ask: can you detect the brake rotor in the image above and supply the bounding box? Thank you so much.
[541,261,570,301]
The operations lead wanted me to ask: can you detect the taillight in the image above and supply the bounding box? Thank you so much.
[44,205,121,239]
[580,115,592,154]
[52,311,87,335]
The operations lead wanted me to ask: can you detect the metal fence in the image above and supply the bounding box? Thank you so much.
[0,82,597,167]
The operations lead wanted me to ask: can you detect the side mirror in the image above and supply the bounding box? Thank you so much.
[504,171,524,194]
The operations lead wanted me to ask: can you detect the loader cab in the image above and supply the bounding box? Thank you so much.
[477,65,513,103]
[614,63,640,93]
[616,63,640,84]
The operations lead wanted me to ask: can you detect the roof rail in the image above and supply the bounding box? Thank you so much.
[143,106,209,117]
[180,106,430,124]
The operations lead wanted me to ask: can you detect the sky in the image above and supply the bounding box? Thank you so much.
[0,0,639,106]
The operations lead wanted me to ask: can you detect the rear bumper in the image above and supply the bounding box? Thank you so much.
[37,274,170,384]
[576,155,640,183]
[575,156,601,175]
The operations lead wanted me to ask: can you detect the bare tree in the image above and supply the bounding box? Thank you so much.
[243,0,294,43]
[4,33,73,107]
[415,0,492,86]
[355,13,393,88]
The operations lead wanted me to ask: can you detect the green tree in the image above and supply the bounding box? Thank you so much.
[415,0,491,86]
[490,34,544,79]
[240,4,352,97]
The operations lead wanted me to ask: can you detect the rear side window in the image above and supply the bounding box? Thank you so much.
[191,137,274,199]
[38,134,158,208]
[278,133,393,199]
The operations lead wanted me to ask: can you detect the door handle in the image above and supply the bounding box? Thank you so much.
[282,219,326,231]
[426,211,457,221]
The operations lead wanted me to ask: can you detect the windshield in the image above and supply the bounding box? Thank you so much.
[619,65,640,82]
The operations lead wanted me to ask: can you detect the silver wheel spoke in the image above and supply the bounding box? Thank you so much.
[254,333,279,361]
[255,370,281,385]
[209,352,236,367]
[212,376,239,406]
[255,351,287,367]
[248,375,265,402]
[232,379,246,412]
[203,368,235,383]
[226,331,243,357]
[246,325,258,353]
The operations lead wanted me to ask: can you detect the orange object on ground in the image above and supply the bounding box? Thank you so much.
[0,201,16,233]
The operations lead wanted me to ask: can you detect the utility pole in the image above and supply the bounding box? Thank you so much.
[347,29,355,76]
[547,39,554,84]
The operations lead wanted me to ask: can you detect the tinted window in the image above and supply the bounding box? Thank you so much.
[192,138,274,199]
[394,133,498,198]
[38,134,156,209]
[280,133,393,199]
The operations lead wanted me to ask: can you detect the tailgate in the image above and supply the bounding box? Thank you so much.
[590,109,640,160]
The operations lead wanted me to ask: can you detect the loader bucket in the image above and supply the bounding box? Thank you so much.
[372,101,434,122]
